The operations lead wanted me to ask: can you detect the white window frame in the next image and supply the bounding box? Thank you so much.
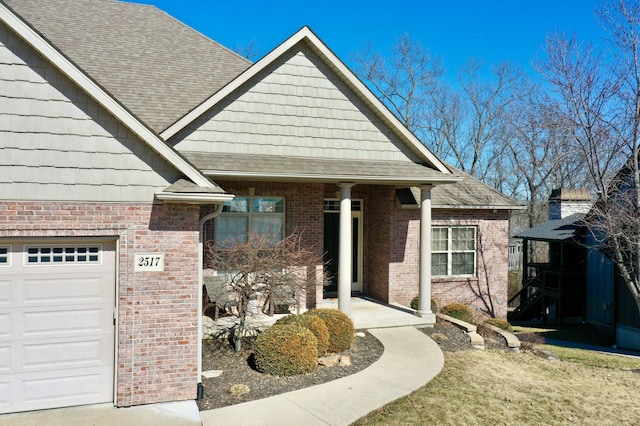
[23,244,103,266]
[432,226,476,277]
[0,245,10,267]
[215,196,285,246]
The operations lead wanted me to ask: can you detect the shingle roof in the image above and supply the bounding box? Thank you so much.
[514,213,585,242]
[4,0,251,133]
[182,152,456,185]
[432,166,524,209]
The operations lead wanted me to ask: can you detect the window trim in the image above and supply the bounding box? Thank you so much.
[0,245,10,267]
[215,196,286,245]
[432,226,476,277]
[23,244,103,266]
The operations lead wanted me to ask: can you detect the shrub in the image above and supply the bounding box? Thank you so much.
[441,303,474,324]
[410,296,438,313]
[254,324,318,376]
[274,314,330,355]
[303,308,354,353]
[410,296,419,310]
[483,317,511,331]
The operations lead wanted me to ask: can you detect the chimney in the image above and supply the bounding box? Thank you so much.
[548,188,591,220]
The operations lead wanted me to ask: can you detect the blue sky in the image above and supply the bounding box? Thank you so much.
[137,0,604,79]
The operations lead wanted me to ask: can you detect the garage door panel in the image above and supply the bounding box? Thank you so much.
[0,239,115,414]
[0,346,9,372]
[0,313,9,338]
[0,280,9,305]
[22,276,106,304]
[0,382,9,409]
[22,307,106,337]
[21,338,110,370]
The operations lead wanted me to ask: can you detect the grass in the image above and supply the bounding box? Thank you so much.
[354,345,640,425]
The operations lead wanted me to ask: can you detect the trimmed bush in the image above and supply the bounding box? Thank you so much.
[410,296,419,310]
[254,324,318,376]
[483,317,511,331]
[274,314,330,355]
[410,296,438,313]
[303,308,354,353]
[441,302,474,324]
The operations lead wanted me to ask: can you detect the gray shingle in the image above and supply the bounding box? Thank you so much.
[5,0,251,133]
[182,152,449,183]
[514,213,585,242]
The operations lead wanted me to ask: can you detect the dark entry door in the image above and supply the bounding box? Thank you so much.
[323,214,360,294]
[323,213,339,292]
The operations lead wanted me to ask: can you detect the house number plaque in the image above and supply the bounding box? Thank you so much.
[134,252,164,272]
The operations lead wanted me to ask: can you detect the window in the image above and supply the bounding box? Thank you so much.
[216,197,285,246]
[432,226,476,276]
[0,246,9,266]
[25,245,101,264]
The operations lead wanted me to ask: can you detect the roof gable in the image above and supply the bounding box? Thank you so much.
[163,26,451,175]
[0,0,224,194]
[3,0,251,133]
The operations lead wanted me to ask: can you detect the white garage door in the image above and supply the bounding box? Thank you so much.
[0,240,115,414]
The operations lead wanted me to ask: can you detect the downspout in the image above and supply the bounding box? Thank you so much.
[197,204,224,399]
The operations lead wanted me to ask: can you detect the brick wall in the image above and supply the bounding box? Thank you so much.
[387,207,510,320]
[197,182,511,320]
[203,181,325,307]
[0,201,201,406]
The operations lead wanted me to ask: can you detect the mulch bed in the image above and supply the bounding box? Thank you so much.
[197,319,510,410]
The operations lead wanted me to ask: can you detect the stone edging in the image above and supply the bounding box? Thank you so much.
[478,323,522,352]
[436,313,485,350]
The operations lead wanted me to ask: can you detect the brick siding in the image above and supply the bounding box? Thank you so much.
[0,201,201,406]
[386,207,510,320]
[202,183,510,320]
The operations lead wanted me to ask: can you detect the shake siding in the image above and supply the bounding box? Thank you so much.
[175,45,421,163]
[0,25,179,202]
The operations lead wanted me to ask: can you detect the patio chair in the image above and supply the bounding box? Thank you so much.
[264,284,299,316]
[203,276,238,321]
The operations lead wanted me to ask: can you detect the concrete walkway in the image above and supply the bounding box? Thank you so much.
[200,326,444,426]
[0,299,444,425]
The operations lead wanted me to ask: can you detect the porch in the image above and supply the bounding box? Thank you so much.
[202,297,433,338]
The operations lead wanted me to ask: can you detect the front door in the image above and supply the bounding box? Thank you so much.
[323,199,362,295]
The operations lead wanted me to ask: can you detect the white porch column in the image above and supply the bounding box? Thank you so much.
[338,182,355,315]
[418,184,436,322]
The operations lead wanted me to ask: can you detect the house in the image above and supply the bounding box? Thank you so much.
[512,189,592,323]
[513,188,640,351]
[0,0,520,414]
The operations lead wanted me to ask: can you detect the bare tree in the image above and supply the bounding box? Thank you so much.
[206,232,326,352]
[539,0,640,313]
[235,39,260,61]
[504,88,573,228]
[351,33,444,137]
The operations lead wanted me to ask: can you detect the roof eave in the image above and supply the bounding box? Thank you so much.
[433,204,527,210]
[202,170,461,186]
[154,192,235,204]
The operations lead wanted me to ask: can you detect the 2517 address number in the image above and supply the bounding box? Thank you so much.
[134,252,164,272]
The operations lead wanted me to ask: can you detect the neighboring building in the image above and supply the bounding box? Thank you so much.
[513,187,640,351]
[508,239,522,271]
[0,0,520,414]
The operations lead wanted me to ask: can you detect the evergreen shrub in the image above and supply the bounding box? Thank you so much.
[440,302,474,324]
[303,308,354,353]
[254,324,318,376]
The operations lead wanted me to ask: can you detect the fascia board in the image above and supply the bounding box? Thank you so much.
[161,26,451,175]
[0,3,215,189]
[154,192,235,204]
[203,170,461,185]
